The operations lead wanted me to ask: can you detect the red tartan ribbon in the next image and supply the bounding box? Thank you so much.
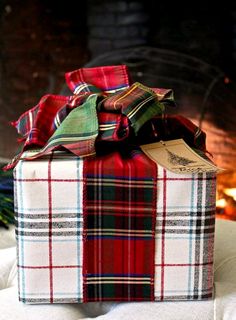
[5,65,206,171]
[5,65,178,170]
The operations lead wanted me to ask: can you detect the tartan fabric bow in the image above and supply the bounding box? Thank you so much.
[5,65,175,170]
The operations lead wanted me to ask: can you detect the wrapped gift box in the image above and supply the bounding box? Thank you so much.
[14,150,216,303]
[11,65,216,303]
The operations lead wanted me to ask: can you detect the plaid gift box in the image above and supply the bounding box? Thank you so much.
[11,65,216,303]
[14,151,216,303]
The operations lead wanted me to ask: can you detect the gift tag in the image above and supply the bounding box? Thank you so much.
[141,139,223,174]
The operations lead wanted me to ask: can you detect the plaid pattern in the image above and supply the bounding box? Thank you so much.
[14,153,84,303]
[65,65,131,94]
[154,168,216,301]
[22,95,100,159]
[101,82,164,134]
[12,95,71,147]
[10,83,166,164]
[11,64,215,303]
[84,148,157,302]
[18,82,165,162]
[5,65,176,171]
[14,151,216,303]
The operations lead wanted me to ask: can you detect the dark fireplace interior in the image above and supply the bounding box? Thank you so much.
[0,0,236,218]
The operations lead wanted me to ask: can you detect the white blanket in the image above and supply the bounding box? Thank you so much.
[0,219,236,320]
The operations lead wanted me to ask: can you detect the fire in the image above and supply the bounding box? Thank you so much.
[216,198,227,208]
[216,187,236,220]
[224,188,236,201]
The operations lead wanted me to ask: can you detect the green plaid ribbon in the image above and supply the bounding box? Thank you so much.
[19,82,167,161]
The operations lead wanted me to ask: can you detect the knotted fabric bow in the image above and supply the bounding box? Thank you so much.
[5,65,175,170]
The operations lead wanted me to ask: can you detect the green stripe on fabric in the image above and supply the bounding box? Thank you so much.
[48,95,99,142]
[123,83,165,134]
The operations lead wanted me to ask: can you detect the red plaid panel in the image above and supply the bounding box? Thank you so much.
[84,148,157,301]
[65,65,131,93]
[14,95,70,148]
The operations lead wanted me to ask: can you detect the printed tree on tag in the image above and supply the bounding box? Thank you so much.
[166,149,196,166]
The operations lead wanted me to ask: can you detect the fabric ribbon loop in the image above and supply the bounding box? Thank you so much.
[5,65,176,170]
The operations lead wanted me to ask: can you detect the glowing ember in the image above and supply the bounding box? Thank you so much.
[216,187,236,221]
[224,188,236,201]
[216,198,227,208]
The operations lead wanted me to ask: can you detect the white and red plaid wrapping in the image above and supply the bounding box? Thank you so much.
[14,153,216,303]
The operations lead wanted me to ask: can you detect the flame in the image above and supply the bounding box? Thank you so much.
[224,188,236,201]
[216,198,227,208]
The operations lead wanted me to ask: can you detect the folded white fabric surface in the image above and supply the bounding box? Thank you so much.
[0,219,236,320]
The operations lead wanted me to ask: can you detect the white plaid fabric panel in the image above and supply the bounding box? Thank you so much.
[14,155,84,303]
[154,166,216,301]
[14,156,216,303]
